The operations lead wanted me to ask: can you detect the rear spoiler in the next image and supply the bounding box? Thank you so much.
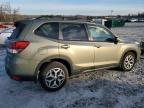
[14,20,31,27]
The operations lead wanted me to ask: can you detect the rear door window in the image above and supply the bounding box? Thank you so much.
[61,23,88,41]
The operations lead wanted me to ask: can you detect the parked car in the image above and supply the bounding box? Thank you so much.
[130,18,138,22]
[0,27,14,45]
[5,19,141,91]
[0,24,7,29]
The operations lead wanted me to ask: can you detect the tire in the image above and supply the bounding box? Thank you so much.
[39,61,68,92]
[120,52,136,71]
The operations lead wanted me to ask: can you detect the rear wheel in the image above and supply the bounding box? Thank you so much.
[120,52,136,71]
[39,61,68,91]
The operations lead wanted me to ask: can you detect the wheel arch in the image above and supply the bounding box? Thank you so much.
[120,49,137,64]
[34,56,73,82]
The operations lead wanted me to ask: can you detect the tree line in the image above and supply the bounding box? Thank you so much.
[0,2,144,23]
[0,2,21,22]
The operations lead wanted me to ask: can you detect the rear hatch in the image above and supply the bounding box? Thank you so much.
[8,21,26,40]
[6,20,31,54]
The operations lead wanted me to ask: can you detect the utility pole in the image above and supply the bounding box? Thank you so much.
[111,10,114,17]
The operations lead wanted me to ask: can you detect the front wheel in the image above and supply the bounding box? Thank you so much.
[39,61,68,92]
[120,52,136,71]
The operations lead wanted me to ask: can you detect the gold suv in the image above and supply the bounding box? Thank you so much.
[5,19,141,91]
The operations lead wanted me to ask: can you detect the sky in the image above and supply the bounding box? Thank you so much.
[0,0,144,16]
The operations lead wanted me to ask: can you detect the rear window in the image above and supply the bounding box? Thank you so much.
[9,23,25,39]
[35,22,59,39]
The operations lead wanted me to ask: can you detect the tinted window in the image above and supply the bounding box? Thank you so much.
[88,25,114,42]
[35,22,59,39]
[61,23,88,41]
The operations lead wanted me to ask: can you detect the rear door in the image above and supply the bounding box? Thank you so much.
[59,23,95,72]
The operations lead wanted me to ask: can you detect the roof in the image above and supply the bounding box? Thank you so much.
[15,17,102,27]
[16,19,96,27]
[15,15,99,26]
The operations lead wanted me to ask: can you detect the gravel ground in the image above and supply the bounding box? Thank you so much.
[0,22,144,108]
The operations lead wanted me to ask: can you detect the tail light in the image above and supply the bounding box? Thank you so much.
[8,41,30,54]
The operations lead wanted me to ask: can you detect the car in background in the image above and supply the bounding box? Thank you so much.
[130,18,138,22]
[0,27,14,45]
[0,24,7,29]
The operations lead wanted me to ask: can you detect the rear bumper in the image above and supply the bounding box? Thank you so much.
[6,68,34,81]
[5,54,38,81]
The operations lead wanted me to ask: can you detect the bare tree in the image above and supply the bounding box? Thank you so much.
[4,2,12,14]
[12,8,20,22]
[0,4,4,22]
[0,2,20,22]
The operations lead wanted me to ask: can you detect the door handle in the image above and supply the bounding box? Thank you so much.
[61,44,70,49]
[94,45,101,48]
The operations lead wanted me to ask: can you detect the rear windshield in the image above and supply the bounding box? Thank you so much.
[9,22,25,40]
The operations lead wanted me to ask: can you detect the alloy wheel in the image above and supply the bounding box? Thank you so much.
[45,68,65,88]
[124,55,135,70]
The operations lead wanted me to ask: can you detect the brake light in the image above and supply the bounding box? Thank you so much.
[8,41,29,54]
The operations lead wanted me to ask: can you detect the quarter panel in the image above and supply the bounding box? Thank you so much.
[16,35,60,77]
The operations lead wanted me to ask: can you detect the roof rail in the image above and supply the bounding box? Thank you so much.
[35,15,93,22]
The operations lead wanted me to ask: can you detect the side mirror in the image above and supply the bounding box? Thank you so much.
[114,37,118,44]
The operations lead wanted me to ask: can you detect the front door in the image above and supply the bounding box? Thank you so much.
[87,25,120,67]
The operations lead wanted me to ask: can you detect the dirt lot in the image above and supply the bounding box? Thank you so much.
[0,22,144,108]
